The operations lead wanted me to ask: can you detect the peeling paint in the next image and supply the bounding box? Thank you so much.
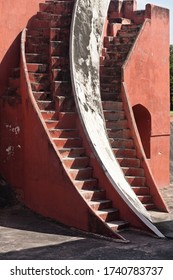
[6,146,14,156]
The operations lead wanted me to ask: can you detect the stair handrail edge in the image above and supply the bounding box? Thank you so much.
[69,0,165,237]
[121,19,169,213]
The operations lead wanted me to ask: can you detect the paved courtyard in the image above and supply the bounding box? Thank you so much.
[0,185,173,260]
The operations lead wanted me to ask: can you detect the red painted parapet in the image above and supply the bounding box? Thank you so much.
[122,4,170,190]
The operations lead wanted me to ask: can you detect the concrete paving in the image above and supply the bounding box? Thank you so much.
[0,185,173,260]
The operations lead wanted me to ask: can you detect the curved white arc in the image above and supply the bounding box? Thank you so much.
[70,0,164,238]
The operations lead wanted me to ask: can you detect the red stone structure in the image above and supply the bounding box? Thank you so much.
[0,0,170,240]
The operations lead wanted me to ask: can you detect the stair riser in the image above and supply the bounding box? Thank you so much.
[117,158,140,168]
[138,196,153,204]
[31,82,50,92]
[69,169,93,180]
[63,158,89,169]
[26,43,49,54]
[39,2,74,14]
[101,93,122,101]
[101,83,121,93]
[59,148,86,158]
[51,57,69,68]
[82,191,106,201]
[106,120,128,129]
[42,111,57,120]
[52,69,70,81]
[132,187,150,195]
[56,97,75,112]
[34,92,51,101]
[26,54,48,64]
[50,28,70,41]
[107,129,131,139]
[104,111,125,120]
[37,101,55,111]
[127,177,146,186]
[90,201,112,211]
[102,101,123,111]
[26,29,49,39]
[110,139,134,149]
[49,129,78,138]
[99,211,119,222]
[27,63,48,73]
[34,16,72,28]
[52,81,71,96]
[50,42,69,56]
[122,168,144,177]
[29,73,49,83]
[113,148,136,158]
[54,138,82,148]
[100,76,120,84]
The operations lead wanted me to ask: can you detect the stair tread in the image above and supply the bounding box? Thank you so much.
[96,208,118,214]
[107,220,129,226]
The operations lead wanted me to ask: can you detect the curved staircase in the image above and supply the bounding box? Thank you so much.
[4,0,167,240]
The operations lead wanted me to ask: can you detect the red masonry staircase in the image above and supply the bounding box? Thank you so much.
[2,0,168,240]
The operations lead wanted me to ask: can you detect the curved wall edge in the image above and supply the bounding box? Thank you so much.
[70,0,164,237]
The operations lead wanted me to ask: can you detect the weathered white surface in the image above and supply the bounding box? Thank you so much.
[70,0,164,237]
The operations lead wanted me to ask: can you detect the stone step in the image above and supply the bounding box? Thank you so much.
[50,41,69,56]
[100,65,121,76]
[29,73,49,83]
[37,100,55,110]
[45,112,76,129]
[106,119,128,129]
[81,189,106,201]
[53,137,82,148]
[51,56,69,68]
[56,96,75,112]
[52,81,72,96]
[26,28,49,39]
[122,167,144,177]
[89,199,112,211]
[27,63,48,73]
[69,167,93,180]
[59,147,86,158]
[50,28,70,41]
[35,13,72,28]
[109,138,134,149]
[33,91,51,101]
[104,110,125,120]
[63,156,90,169]
[49,128,78,138]
[102,101,123,111]
[138,195,153,204]
[31,81,50,92]
[39,1,74,14]
[107,220,129,231]
[41,110,57,120]
[100,75,120,84]
[117,157,140,168]
[131,186,150,195]
[101,92,121,101]
[100,82,121,93]
[107,128,131,139]
[26,53,48,63]
[74,178,98,190]
[143,203,156,210]
[127,176,146,186]
[26,42,49,54]
[97,208,119,222]
[52,68,70,81]
[113,148,136,158]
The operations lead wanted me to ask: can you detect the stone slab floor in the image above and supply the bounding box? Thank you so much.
[0,185,173,260]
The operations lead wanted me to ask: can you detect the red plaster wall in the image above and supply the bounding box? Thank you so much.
[0,0,45,93]
[123,5,170,187]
